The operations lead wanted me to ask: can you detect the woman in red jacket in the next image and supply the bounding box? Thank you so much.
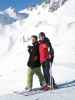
[39,32,56,89]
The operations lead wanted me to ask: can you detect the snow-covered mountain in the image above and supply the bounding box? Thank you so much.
[0,0,75,97]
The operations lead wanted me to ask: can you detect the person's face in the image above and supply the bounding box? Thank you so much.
[39,35,45,41]
[31,37,37,44]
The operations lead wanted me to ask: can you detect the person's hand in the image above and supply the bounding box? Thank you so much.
[28,46,33,53]
[49,54,52,60]
[34,56,38,61]
[28,46,32,49]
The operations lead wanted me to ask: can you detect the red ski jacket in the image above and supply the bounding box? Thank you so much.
[39,41,49,64]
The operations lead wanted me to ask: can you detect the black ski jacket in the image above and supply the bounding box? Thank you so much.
[27,42,41,69]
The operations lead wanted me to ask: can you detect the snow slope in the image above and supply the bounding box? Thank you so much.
[0,86,75,100]
[0,0,75,99]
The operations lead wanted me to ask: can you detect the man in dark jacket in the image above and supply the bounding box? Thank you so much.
[39,32,56,89]
[25,35,48,91]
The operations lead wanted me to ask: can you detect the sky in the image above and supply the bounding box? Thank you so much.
[0,0,42,11]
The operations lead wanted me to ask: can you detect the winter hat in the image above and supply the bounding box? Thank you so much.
[39,32,45,37]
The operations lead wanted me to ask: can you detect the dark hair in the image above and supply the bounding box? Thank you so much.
[31,35,38,40]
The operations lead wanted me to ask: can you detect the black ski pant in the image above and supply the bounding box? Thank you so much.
[42,60,55,86]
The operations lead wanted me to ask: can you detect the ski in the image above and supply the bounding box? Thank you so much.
[14,88,49,96]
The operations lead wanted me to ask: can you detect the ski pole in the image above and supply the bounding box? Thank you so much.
[50,62,53,89]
